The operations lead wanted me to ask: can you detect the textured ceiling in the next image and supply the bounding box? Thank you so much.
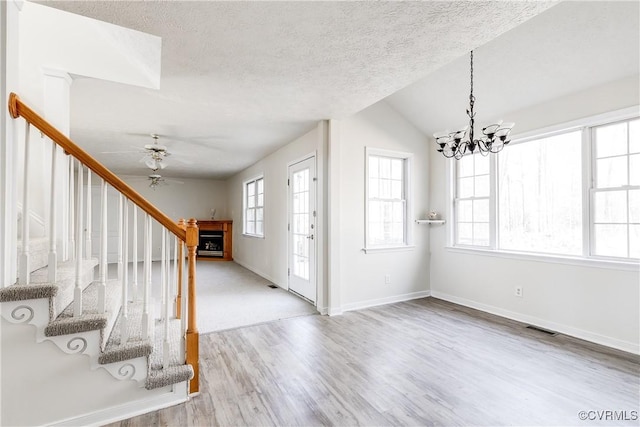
[34,0,555,179]
[386,1,640,139]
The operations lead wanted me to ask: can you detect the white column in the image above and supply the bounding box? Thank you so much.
[48,142,58,282]
[85,169,92,259]
[73,162,84,316]
[18,122,31,285]
[98,179,107,313]
[0,0,23,287]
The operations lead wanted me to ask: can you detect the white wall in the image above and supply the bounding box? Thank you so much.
[336,101,431,310]
[429,76,640,354]
[227,125,322,288]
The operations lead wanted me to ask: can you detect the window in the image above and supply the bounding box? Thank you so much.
[592,119,640,258]
[450,112,639,263]
[365,148,412,250]
[455,152,490,246]
[243,176,264,237]
[498,131,583,255]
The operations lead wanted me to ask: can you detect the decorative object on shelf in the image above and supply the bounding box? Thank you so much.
[415,219,446,225]
[210,208,217,220]
[433,51,514,160]
[428,211,439,220]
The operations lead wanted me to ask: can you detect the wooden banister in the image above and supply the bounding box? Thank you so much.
[8,93,186,241]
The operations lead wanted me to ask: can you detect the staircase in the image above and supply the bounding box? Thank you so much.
[0,93,200,426]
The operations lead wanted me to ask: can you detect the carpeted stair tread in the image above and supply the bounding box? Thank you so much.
[29,258,99,320]
[44,280,122,343]
[17,237,49,273]
[99,341,154,365]
[0,283,57,302]
[146,364,193,390]
[101,298,153,365]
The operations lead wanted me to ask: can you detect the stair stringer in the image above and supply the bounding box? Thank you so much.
[0,297,149,386]
[1,314,188,427]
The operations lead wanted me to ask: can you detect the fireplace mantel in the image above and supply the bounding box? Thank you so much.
[197,220,233,261]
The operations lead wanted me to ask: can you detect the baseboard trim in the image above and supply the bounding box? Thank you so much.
[430,291,640,355]
[342,290,431,313]
[232,259,280,288]
[50,383,188,427]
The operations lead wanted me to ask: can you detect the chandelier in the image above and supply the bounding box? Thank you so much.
[434,51,514,159]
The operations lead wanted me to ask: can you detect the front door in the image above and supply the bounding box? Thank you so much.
[288,156,316,304]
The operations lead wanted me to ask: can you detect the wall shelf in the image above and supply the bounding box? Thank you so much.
[415,219,445,225]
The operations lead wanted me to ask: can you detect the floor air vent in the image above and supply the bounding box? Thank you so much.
[526,325,558,336]
[268,284,278,289]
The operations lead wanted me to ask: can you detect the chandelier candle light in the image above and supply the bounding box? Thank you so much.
[434,51,514,159]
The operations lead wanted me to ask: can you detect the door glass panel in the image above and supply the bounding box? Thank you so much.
[292,168,310,280]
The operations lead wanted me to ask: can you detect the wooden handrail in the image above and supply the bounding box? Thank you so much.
[8,93,186,241]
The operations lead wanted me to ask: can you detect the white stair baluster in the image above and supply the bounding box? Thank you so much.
[73,163,84,316]
[163,228,170,368]
[85,169,92,259]
[180,238,187,361]
[161,227,166,321]
[172,234,178,317]
[117,194,123,281]
[68,154,75,260]
[121,200,130,343]
[132,206,138,301]
[98,179,107,313]
[48,142,57,283]
[142,214,151,340]
[19,122,31,285]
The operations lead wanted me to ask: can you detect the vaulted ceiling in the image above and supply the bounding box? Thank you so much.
[34,1,638,180]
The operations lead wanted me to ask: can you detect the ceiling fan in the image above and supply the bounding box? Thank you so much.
[100,133,174,171]
[147,174,184,190]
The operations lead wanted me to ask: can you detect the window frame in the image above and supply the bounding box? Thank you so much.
[243,175,264,238]
[446,106,639,269]
[364,147,414,253]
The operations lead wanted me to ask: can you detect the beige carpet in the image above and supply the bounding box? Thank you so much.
[195,261,317,333]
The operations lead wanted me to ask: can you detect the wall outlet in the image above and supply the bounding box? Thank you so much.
[515,286,523,298]
[384,274,391,284]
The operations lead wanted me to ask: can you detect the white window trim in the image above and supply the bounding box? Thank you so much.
[242,174,264,238]
[446,106,640,268]
[364,147,414,253]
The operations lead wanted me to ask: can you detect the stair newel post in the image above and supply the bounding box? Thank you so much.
[69,155,75,261]
[19,122,31,285]
[85,169,92,259]
[132,206,138,301]
[163,228,170,368]
[73,163,84,316]
[186,218,199,394]
[121,199,130,343]
[142,213,151,340]
[98,178,108,313]
[176,219,185,319]
[48,142,58,283]
[117,194,123,281]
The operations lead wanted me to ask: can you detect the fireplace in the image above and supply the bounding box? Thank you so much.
[198,231,223,257]
[197,220,233,261]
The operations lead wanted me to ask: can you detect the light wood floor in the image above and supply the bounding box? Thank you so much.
[108,298,639,426]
